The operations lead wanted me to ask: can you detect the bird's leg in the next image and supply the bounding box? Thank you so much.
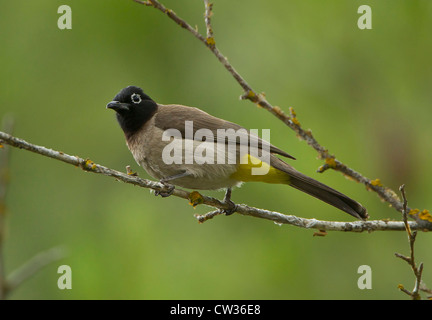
[221,188,237,216]
[154,171,190,198]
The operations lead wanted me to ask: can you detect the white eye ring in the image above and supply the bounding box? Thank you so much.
[131,93,142,104]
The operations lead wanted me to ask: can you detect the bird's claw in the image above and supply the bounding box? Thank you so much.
[221,199,237,216]
[155,181,175,197]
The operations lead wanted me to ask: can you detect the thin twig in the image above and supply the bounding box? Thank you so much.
[420,283,432,299]
[203,0,214,47]
[194,209,222,223]
[1,131,431,233]
[135,0,431,225]
[395,185,429,300]
[4,246,66,297]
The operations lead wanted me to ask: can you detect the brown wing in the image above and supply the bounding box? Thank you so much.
[154,104,296,159]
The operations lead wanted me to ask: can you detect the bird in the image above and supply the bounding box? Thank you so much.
[107,86,368,220]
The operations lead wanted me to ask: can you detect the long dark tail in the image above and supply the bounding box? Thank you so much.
[289,172,368,220]
[271,157,368,220]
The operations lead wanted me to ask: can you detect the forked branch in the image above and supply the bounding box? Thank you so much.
[395,185,430,300]
[135,0,431,227]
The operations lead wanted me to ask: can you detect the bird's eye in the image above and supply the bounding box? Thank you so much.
[131,93,142,104]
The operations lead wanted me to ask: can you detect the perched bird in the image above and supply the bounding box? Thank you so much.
[107,86,368,220]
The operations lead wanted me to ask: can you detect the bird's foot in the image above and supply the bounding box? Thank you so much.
[220,188,237,216]
[221,199,237,216]
[155,180,175,197]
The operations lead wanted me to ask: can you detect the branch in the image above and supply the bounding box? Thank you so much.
[1,131,431,233]
[135,0,431,226]
[395,185,430,300]
[0,119,67,299]
[4,246,65,297]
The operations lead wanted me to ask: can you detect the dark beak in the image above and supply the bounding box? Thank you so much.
[106,101,130,112]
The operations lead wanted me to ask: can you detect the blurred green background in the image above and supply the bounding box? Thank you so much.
[0,0,431,300]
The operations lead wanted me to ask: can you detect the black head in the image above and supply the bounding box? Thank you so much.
[106,86,157,138]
